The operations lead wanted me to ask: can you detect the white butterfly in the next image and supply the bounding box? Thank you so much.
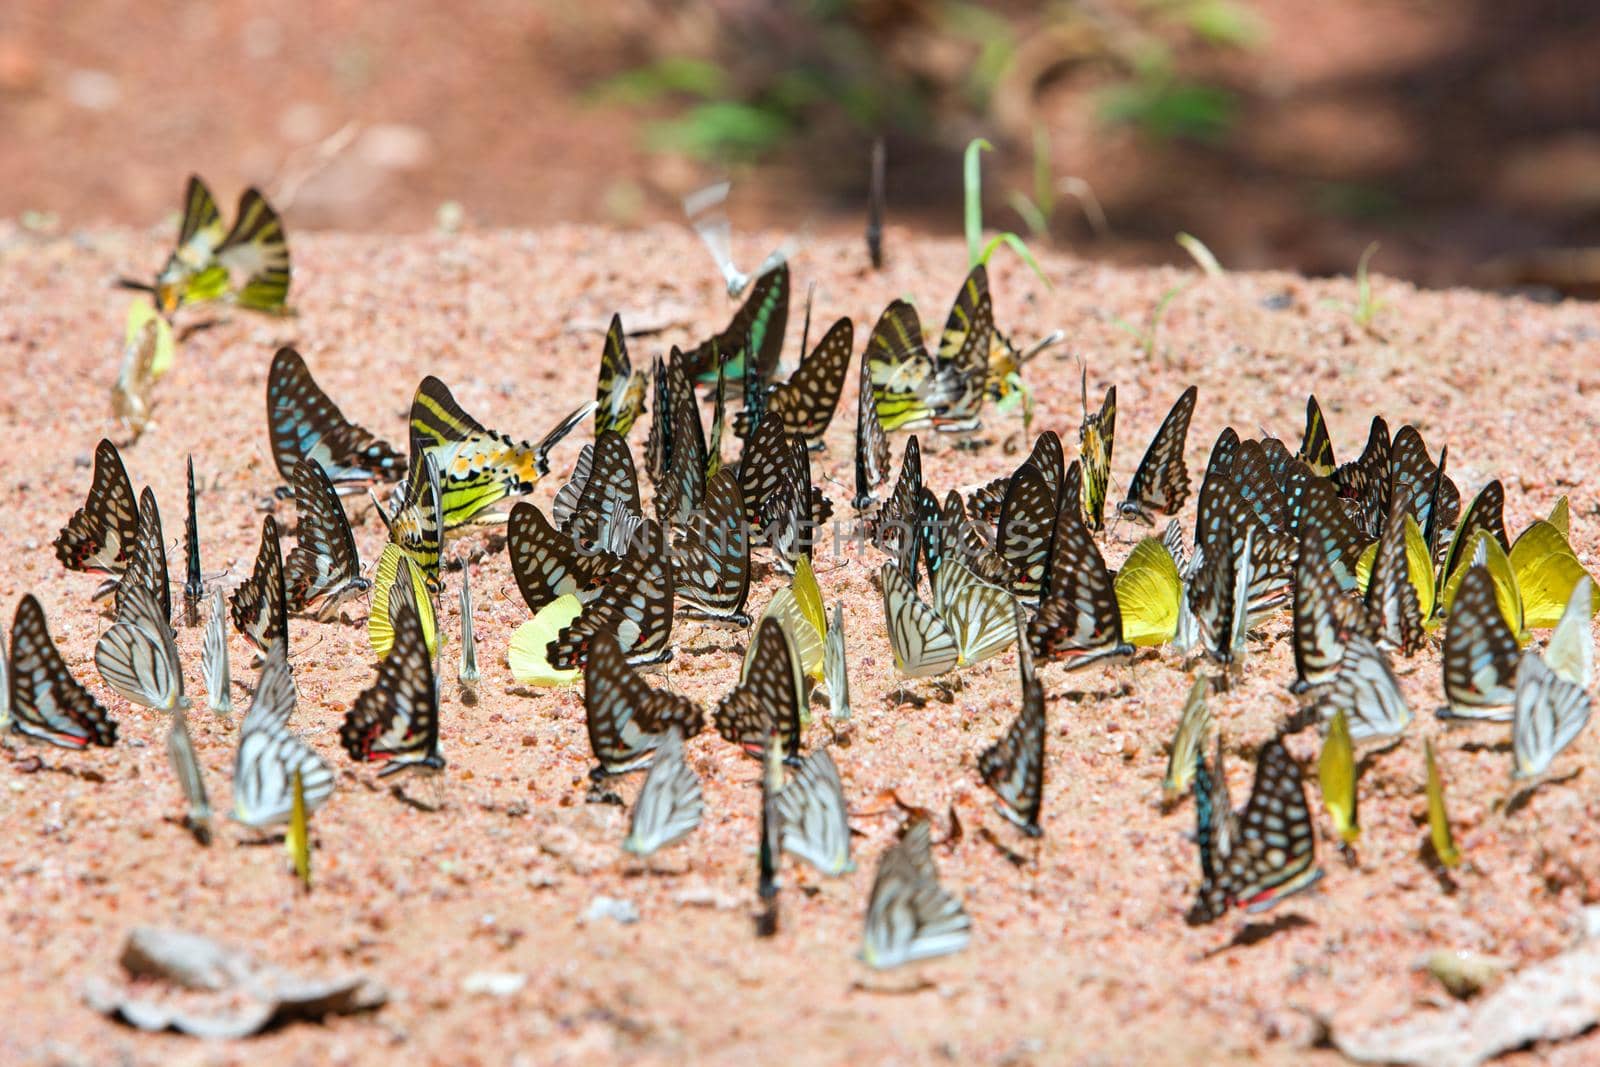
[1512,651,1591,781]
[774,748,854,875]
[860,820,970,969]
[622,728,703,857]
[94,579,186,711]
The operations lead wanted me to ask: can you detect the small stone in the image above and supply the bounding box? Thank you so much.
[581,896,639,926]
[461,971,526,997]
[1424,950,1510,999]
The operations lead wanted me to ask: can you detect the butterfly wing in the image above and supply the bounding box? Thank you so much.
[880,562,959,679]
[774,748,854,874]
[595,314,647,437]
[341,582,443,776]
[860,820,971,968]
[266,347,405,490]
[1437,565,1520,718]
[1119,385,1197,524]
[215,188,291,311]
[54,439,140,579]
[549,521,675,670]
[1511,652,1592,780]
[866,301,938,431]
[622,727,704,856]
[714,616,805,758]
[230,515,290,657]
[285,457,367,618]
[672,468,752,625]
[929,266,993,431]
[755,317,852,442]
[978,661,1046,836]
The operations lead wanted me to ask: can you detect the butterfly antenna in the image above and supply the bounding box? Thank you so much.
[799,281,816,360]
[1021,330,1065,364]
[368,490,394,533]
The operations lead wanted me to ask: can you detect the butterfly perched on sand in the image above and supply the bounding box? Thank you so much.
[230,515,290,659]
[366,543,439,660]
[854,343,892,509]
[979,610,1045,836]
[866,300,940,433]
[380,441,445,584]
[1118,385,1197,525]
[715,616,806,760]
[824,602,851,720]
[1424,737,1460,867]
[1292,529,1376,693]
[166,708,213,845]
[54,438,140,588]
[1029,478,1132,668]
[507,501,611,616]
[736,316,852,445]
[927,265,995,433]
[7,594,118,749]
[1511,651,1591,782]
[859,819,971,969]
[594,314,648,438]
[201,588,233,714]
[232,643,335,827]
[95,578,185,713]
[1077,371,1116,531]
[1545,577,1594,690]
[1436,564,1519,721]
[1162,676,1212,805]
[408,376,592,530]
[1113,536,1185,648]
[110,299,175,440]
[559,431,643,554]
[182,456,204,627]
[1331,415,1392,539]
[773,748,854,875]
[285,458,368,620]
[143,175,291,314]
[457,568,479,703]
[622,726,703,857]
[1296,395,1336,477]
[672,468,752,626]
[737,414,828,572]
[266,347,405,494]
[649,353,709,526]
[548,519,675,670]
[1187,736,1323,924]
[1387,424,1459,555]
[1361,500,1427,655]
[678,262,790,387]
[1317,635,1412,746]
[584,629,704,778]
[1439,480,1510,592]
[341,574,444,777]
[1318,708,1359,846]
[116,487,172,625]
[871,434,923,554]
[995,441,1064,602]
[881,560,1017,679]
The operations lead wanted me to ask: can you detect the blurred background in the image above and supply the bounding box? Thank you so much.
[4,0,1599,293]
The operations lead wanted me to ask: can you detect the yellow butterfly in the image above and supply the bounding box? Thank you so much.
[110,300,175,438]
[1424,737,1460,868]
[152,176,291,314]
[1114,537,1183,647]
[1354,511,1438,630]
[1318,708,1359,845]
[1509,501,1595,629]
[368,543,440,659]
[287,768,312,891]
[507,593,584,687]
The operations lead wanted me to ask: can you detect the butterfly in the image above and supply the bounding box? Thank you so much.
[1318,708,1359,845]
[548,520,675,670]
[1387,425,1459,553]
[594,314,648,437]
[285,458,368,620]
[1331,415,1392,539]
[1195,468,1293,612]
[1289,467,1367,591]
[882,560,1017,679]
[1318,635,1413,746]
[1030,479,1132,668]
[1508,503,1598,630]
[110,299,175,440]
[95,579,185,712]
[824,602,851,721]
[1436,564,1519,721]
[984,327,1065,409]
[1296,395,1336,477]
[622,726,704,857]
[1361,500,1427,654]
[266,347,405,494]
[182,456,204,627]
[1117,385,1197,525]
[507,501,611,616]
[149,176,291,313]
[409,376,593,529]
[54,438,140,587]
[749,580,826,691]
[1114,536,1185,648]
[1545,576,1594,689]
[201,588,234,714]
[1291,529,1376,693]
[865,300,940,432]
[853,341,892,509]
[978,612,1045,836]
[872,434,924,558]
[457,568,480,703]
[380,441,445,584]
[166,708,212,845]
[649,354,709,527]
[996,449,1062,603]
[968,429,1064,526]
[736,316,852,445]
[7,594,117,748]
[367,542,439,660]
[117,487,172,625]
[1077,371,1116,531]
[1510,651,1591,781]
[230,515,290,659]
[1187,736,1323,924]
[583,629,704,777]
[927,265,995,433]
[341,574,445,777]
[678,262,790,387]
[738,416,826,572]
[287,768,312,891]
[232,643,335,827]
[1190,519,1255,668]
[859,819,971,969]
[1423,737,1460,867]
[773,748,855,875]
[672,468,752,626]
[715,616,806,760]
[561,431,643,553]
[1162,675,1211,805]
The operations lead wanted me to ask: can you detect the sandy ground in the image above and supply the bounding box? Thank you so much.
[1,223,1598,1066]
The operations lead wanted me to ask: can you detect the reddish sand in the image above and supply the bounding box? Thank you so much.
[1,224,1597,1065]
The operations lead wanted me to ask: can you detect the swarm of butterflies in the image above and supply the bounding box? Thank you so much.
[10,175,1598,974]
